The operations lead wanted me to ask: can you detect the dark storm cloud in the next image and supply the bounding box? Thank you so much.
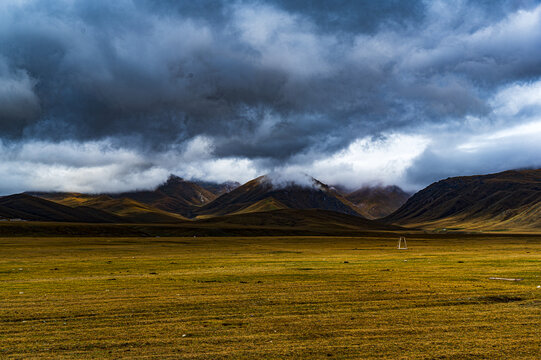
[259,0,426,33]
[0,58,41,134]
[1,0,541,192]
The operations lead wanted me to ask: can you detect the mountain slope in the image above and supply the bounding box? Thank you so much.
[33,193,187,223]
[81,197,187,223]
[230,197,288,215]
[112,175,216,217]
[384,169,541,230]
[194,176,366,218]
[346,185,410,219]
[194,180,240,196]
[0,194,122,223]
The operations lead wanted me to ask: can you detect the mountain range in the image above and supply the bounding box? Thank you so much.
[2,168,541,232]
[26,175,408,223]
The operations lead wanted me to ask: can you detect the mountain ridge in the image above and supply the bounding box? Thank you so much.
[384,169,541,230]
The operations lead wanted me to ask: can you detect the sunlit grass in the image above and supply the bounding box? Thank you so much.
[1,235,540,359]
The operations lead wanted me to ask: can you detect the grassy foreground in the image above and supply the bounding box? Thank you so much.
[1,234,540,359]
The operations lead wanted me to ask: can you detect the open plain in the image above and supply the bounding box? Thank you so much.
[1,233,540,359]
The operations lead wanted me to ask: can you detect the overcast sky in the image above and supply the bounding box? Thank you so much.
[1,0,541,194]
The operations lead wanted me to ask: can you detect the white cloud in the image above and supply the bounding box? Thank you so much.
[457,79,541,151]
[0,140,166,194]
[0,138,260,195]
[491,80,541,117]
[276,134,430,191]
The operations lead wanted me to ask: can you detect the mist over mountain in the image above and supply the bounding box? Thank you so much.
[108,175,217,218]
[24,172,394,221]
[193,175,365,218]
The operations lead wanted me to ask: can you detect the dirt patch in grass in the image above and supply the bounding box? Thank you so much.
[480,295,523,303]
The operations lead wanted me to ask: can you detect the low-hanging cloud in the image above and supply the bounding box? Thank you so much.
[1,0,541,194]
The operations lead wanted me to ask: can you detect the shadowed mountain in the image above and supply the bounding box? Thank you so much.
[194,176,367,218]
[384,169,541,230]
[346,185,410,219]
[112,175,217,217]
[0,194,122,223]
[193,180,241,196]
[34,193,187,223]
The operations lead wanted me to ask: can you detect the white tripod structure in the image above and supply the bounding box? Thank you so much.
[397,236,408,250]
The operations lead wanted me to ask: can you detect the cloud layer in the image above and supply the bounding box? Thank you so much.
[1,0,541,194]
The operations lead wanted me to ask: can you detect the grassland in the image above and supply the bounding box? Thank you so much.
[1,234,540,359]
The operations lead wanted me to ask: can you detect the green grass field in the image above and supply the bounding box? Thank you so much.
[1,234,540,359]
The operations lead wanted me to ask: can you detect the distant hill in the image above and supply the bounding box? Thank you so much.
[194,176,367,218]
[34,193,186,223]
[384,169,541,230]
[112,175,217,217]
[0,194,122,223]
[346,185,410,219]
[79,196,187,223]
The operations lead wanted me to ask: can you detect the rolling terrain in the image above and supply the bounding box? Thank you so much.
[35,193,187,223]
[385,169,541,230]
[6,175,405,234]
[7,169,541,232]
[32,175,226,221]
[28,174,412,224]
[0,194,122,223]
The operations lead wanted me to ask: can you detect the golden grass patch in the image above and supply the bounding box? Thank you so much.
[1,235,540,359]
